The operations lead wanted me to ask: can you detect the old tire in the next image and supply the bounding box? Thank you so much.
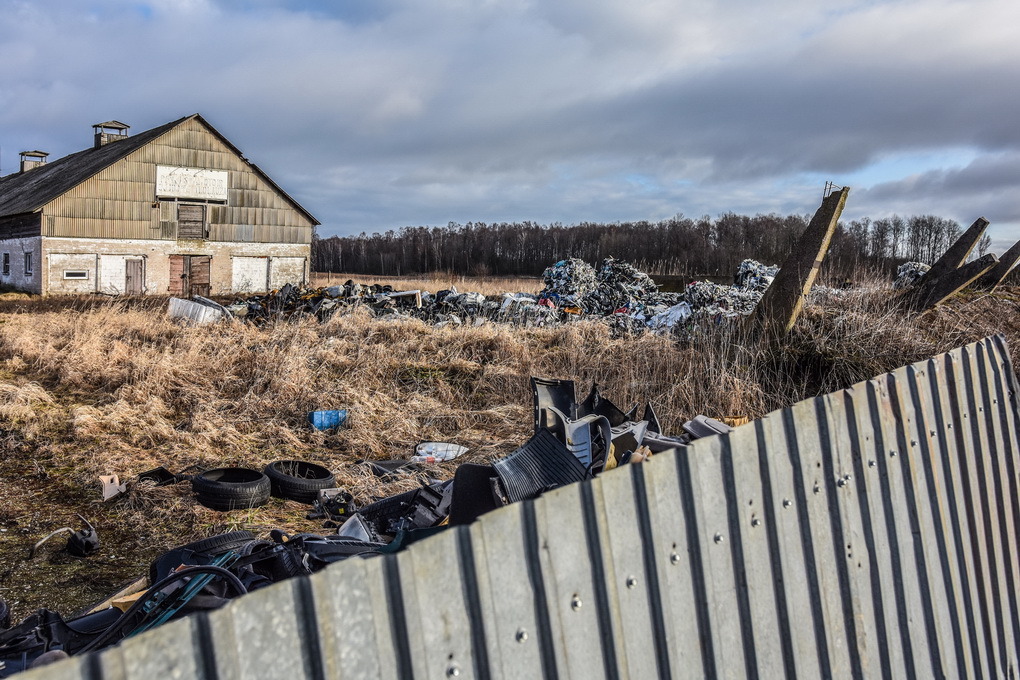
[264,460,336,504]
[181,531,256,556]
[192,468,271,511]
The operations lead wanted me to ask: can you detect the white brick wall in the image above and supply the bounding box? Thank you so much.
[29,237,310,296]
[0,236,42,294]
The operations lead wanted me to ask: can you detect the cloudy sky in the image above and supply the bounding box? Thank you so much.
[1,0,1017,246]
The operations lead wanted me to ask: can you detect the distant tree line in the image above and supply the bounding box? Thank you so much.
[312,213,989,279]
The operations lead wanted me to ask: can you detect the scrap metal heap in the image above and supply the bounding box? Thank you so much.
[178,257,783,333]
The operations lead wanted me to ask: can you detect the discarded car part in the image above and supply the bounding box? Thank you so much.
[642,402,662,434]
[264,460,336,504]
[542,406,612,468]
[167,297,227,324]
[578,383,630,427]
[411,442,468,463]
[191,468,271,511]
[609,420,649,465]
[448,463,506,526]
[531,376,577,433]
[358,459,418,478]
[99,474,126,501]
[312,489,357,523]
[148,531,257,585]
[358,482,453,536]
[335,514,384,543]
[307,409,348,431]
[492,430,588,503]
[66,517,100,558]
[136,466,178,486]
[682,414,734,440]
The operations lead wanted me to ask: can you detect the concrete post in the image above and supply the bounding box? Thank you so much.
[909,253,998,311]
[752,186,849,334]
[971,239,1020,291]
[919,217,989,284]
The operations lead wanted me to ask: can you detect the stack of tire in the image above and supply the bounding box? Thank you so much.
[192,461,335,510]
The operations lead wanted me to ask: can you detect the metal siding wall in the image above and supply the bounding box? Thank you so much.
[43,118,313,243]
[27,335,1020,680]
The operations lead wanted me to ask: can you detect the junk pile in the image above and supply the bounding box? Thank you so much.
[893,261,931,289]
[0,379,735,674]
[166,257,782,333]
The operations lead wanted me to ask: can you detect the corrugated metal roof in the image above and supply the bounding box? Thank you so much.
[0,114,319,226]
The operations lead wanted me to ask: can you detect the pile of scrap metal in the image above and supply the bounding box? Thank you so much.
[166,257,781,332]
[893,261,931,289]
[0,378,733,674]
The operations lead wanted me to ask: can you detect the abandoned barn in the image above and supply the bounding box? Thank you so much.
[0,115,318,296]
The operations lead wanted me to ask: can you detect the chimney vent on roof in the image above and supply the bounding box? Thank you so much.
[19,150,48,173]
[93,120,130,148]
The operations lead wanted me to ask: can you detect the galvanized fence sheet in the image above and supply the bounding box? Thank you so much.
[26,334,1020,679]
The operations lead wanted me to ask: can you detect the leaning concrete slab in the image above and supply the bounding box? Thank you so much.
[920,217,990,284]
[909,253,997,311]
[971,239,1020,291]
[751,186,849,334]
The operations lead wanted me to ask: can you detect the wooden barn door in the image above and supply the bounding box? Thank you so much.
[169,255,187,295]
[125,259,144,295]
[169,255,211,296]
[178,204,206,240]
[189,256,211,297]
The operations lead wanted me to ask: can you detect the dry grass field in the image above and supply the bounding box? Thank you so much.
[1,279,1019,621]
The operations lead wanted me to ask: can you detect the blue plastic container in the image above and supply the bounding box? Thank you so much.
[308,409,348,431]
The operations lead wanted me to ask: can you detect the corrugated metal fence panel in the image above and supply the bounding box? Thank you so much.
[23,334,1020,679]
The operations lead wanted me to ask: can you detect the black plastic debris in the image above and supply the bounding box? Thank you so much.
[493,430,589,503]
[682,414,733,440]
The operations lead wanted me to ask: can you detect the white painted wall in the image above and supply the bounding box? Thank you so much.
[48,253,98,294]
[231,256,269,293]
[100,254,130,294]
[269,256,306,289]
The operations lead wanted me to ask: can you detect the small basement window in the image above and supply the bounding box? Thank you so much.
[2,253,9,275]
[24,252,33,276]
[64,270,90,280]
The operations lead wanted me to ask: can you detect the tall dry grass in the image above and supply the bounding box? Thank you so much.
[1,283,1020,618]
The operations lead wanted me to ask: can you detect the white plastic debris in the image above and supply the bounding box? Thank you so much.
[410,442,468,463]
